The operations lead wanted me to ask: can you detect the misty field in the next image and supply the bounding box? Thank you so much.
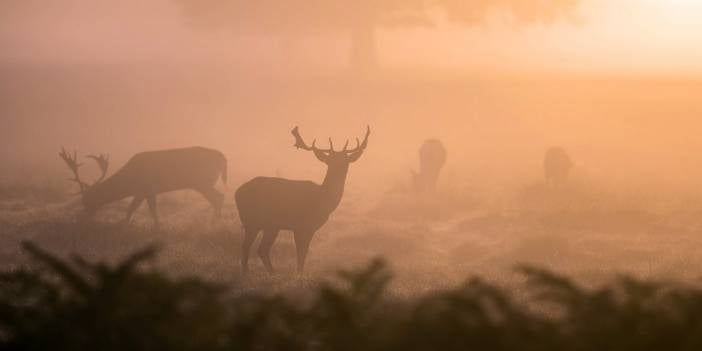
[5,178,702,349]
[2,64,702,289]
[2,176,701,292]
[4,64,702,349]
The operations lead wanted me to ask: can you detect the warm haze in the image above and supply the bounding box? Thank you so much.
[0,0,701,73]
[2,1,702,349]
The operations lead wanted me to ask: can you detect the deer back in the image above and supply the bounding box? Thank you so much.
[86,147,226,206]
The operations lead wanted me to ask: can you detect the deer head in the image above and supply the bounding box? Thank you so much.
[59,147,110,197]
[291,126,370,166]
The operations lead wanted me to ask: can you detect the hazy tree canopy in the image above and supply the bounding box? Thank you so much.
[439,0,581,24]
[172,1,429,32]
[0,0,45,21]
[172,0,579,30]
[172,0,580,68]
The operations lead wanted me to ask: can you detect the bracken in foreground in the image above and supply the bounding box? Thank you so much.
[2,242,702,351]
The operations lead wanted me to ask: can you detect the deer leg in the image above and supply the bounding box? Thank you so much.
[294,231,314,274]
[241,227,259,274]
[146,195,160,231]
[198,187,224,220]
[124,196,145,224]
[258,229,280,274]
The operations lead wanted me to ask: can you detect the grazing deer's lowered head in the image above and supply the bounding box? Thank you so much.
[59,147,110,218]
[544,146,573,189]
[412,139,446,194]
[236,126,370,274]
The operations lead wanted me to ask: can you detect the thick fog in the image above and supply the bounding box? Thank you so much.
[2,0,702,287]
[5,4,702,349]
[2,0,702,192]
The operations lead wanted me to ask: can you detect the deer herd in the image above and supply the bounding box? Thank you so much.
[59,126,371,274]
[59,126,570,274]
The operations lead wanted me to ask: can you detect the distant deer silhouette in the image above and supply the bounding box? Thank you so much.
[59,147,227,229]
[412,139,446,193]
[236,126,370,274]
[544,146,572,188]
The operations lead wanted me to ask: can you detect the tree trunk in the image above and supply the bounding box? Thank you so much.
[350,15,377,71]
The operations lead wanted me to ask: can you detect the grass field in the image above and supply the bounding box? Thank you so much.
[2,176,701,300]
[3,63,702,294]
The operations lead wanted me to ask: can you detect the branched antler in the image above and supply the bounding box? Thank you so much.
[291,127,333,152]
[343,126,371,154]
[87,154,109,184]
[291,126,313,151]
[59,147,88,194]
[59,148,110,195]
[291,126,370,155]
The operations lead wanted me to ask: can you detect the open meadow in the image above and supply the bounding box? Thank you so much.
[4,64,702,350]
[3,64,702,291]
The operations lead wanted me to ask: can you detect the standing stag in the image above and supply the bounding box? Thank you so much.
[544,146,572,188]
[236,126,370,274]
[60,147,227,229]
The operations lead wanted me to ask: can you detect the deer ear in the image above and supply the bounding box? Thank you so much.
[313,149,330,163]
[346,150,365,163]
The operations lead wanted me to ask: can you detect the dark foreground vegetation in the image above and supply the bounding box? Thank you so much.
[3,243,702,351]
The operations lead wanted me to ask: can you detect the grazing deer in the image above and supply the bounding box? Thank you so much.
[59,147,227,229]
[544,146,572,188]
[235,126,370,274]
[412,139,447,194]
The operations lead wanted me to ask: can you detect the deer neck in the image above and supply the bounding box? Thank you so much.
[319,163,349,214]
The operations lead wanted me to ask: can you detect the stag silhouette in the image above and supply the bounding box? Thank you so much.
[235,126,370,274]
[59,147,227,230]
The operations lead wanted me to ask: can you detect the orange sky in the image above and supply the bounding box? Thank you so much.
[1,0,701,75]
[386,0,702,75]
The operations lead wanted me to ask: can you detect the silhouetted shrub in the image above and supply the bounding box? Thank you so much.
[4,243,702,350]
[0,242,230,351]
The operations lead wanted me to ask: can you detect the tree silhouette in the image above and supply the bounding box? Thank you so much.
[440,0,581,25]
[173,0,581,70]
[172,0,428,69]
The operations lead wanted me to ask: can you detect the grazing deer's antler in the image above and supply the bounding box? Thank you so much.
[59,149,111,195]
[87,154,109,184]
[59,147,88,194]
